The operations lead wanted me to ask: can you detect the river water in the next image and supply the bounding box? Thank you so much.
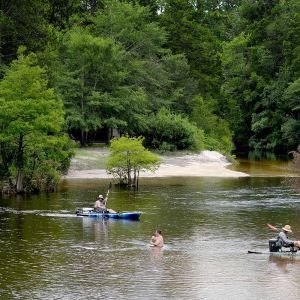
[1,176,300,299]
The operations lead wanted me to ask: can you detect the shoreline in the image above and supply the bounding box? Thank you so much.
[64,150,249,179]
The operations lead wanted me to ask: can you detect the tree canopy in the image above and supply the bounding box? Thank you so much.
[107,136,160,187]
[0,48,74,193]
[1,0,300,164]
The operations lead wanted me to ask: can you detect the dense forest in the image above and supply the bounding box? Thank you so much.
[1,0,300,192]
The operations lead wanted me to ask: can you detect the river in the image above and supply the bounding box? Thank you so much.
[1,175,300,299]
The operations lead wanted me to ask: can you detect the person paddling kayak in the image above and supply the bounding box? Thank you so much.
[94,194,116,214]
[277,225,300,249]
[94,195,106,212]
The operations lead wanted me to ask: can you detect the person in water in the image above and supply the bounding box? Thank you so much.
[150,230,164,248]
[94,194,117,213]
[277,225,300,249]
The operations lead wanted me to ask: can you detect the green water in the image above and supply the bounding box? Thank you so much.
[1,176,300,299]
[230,158,294,177]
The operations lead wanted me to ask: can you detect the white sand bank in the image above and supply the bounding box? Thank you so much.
[65,150,249,179]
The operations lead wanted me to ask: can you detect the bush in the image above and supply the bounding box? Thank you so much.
[106,136,160,187]
[144,108,204,151]
[190,96,233,155]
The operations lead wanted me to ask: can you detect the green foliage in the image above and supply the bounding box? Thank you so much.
[281,78,300,148]
[159,0,222,98]
[36,0,234,156]
[107,136,160,186]
[56,27,146,144]
[0,0,50,65]
[0,49,74,193]
[161,54,199,114]
[92,1,167,58]
[91,1,171,111]
[190,95,233,154]
[4,0,300,160]
[144,108,204,151]
[222,0,300,154]
[53,0,212,149]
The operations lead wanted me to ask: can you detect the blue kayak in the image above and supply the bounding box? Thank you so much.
[76,208,141,220]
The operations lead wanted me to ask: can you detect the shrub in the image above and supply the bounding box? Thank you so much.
[145,108,204,151]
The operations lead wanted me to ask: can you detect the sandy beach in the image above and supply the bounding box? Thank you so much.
[65,149,249,179]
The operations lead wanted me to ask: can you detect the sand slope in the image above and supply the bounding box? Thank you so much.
[65,150,248,179]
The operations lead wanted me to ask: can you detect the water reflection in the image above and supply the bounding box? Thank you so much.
[230,158,293,177]
[88,218,109,244]
[269,255,300,273]
[150,246,164,261]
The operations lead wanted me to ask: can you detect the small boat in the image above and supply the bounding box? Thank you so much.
[248,238,299,256]
[76,208,141,220]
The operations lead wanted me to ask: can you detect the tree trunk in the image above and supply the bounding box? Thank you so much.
[127,152,131,186]
[127,168,131,186]
[108,127,112,141]
[16,134,24,193]
[80,129,84,146]
[133,169,137,186]
[80,130,88,146]
[16,170,24,193]
[136,170,139,190]
[80,73,85,145]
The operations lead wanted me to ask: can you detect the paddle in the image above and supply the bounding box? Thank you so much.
[248,250,263,254]
[267,223,279,232]
[248,225,279,254]
[104,181,112,207]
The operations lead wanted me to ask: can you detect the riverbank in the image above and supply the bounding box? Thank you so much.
[65,148,249,179]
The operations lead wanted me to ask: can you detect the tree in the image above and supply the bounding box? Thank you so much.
[128,0,160,20]
[56,27,127,144]
[0,0,50,65]
[143,108,205,151]
[46,0,84,28]
[221,33,257,153]
[90,1,227,150]
[106,136,160,187]
[0,48,74,193]
[161,53,199,115]
[222,0,300,155]
[92,1,167,58]
[190,96,233,154]
[91,1,171,112]
[281,78,300,149]
[159,0,222,98]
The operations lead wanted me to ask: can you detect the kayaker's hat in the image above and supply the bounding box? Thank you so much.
[98,194,104,199]
[282,225,292,232]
